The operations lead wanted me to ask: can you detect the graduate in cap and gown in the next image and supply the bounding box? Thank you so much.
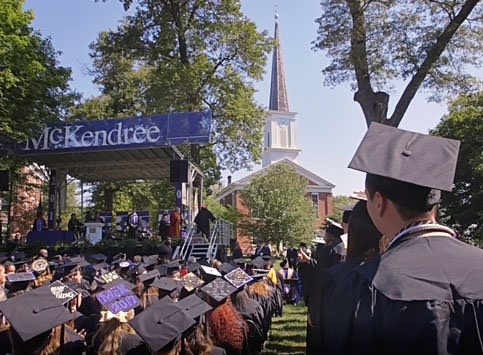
[322,123,483,354]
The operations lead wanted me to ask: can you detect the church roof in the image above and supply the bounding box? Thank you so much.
[269,13,289,112]
[215,159,335,201]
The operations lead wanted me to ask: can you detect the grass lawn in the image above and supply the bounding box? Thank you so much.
[261,302,307,355]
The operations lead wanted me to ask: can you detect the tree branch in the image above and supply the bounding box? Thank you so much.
[388,0,480,127]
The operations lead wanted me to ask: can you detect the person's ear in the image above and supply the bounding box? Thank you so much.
[374,191,387,217]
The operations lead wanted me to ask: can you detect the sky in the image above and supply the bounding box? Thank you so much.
[23,0,450,195]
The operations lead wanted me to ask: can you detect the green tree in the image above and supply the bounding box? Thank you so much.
[240,163,316,246]
[205,194,241,226]
[313,0,483,127]
[328,195,354,223]
[0,0,76,142]
[88,0,272,172]
[431,92,483,243]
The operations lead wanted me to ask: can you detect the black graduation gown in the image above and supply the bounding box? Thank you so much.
[194,207,216,236]
[321,227,483,355]
[236,298,268,353]
[306,242,345,354]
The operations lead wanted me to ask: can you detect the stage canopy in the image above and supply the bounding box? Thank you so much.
[7,111,211,182]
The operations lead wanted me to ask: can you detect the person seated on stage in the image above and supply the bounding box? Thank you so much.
[93,211,104,223]
[32,211,47,232]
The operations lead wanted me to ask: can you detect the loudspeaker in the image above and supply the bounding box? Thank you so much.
[170,160,189,183]
[0,170,8,191]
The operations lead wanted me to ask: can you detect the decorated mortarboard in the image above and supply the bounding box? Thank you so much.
[49,280,78,305]
[100,277,136,291]
[137,269,160,284]
[31,258,49,274]
[199,277,237,304]
[129,299,196,352]
[177,294,212,319]
[218,262,237,275]
[97,271,120,285]
[200,265,221,277]
[348,122,460,192]
[179,272,204,292]
[0,286,74,341]
[185,262,201,273]
[96,280,140,314]
[223,267,253,289]
[151,277,180,292]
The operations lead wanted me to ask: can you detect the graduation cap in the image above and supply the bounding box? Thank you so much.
[177,294,212,320]
[349,122,460,208]
[0,286,74,341]
[100,277,136,291]
[325,219,344,238]
[248,256,266,270]
[92,261,109,272]
[223,267,253,289]
[88,253,108,266]
[198,258,211,267]
[49,280,78,305]
[156,264,168,277]
[142,255,159,268]
[6,271,35,293]
[66,256,90,267]
[137,269,160,285]
[96,280,140,314]
[218,262,237,275]
[151,277,180,292]
[31,258,49,274]
[199,278,237,304]
[232,258,249,265]
[179,272,204,292]
[166,260,181,276]
[185,262,201,273]
[0,256,8,264]
[129,299,196,352]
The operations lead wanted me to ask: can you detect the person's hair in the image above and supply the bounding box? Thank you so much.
[9,326,52,355]
[40,325,63,355]
[365,174,438,221]
[180,325,213,355]
[248,280,270,297]
[34,269,53,288]
[91,317,136,355]
[134,281,159,310]
[346,201,382,261]
[207,299,247,350]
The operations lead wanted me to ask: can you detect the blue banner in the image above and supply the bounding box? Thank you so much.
[15,111,211,154]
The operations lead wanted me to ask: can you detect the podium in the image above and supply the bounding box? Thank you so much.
[84,222,104,244]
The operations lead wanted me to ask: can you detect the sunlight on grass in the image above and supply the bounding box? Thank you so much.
[261,302,307,355]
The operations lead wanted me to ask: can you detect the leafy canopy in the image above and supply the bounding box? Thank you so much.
[0,0,76,141]
[240,163,316,246]
[431,92,483,243]
[313,0,483,127]
[87,0,272,172]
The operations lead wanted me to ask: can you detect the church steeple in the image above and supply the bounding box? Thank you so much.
[262,11,301,168]
[269,12,289,112]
